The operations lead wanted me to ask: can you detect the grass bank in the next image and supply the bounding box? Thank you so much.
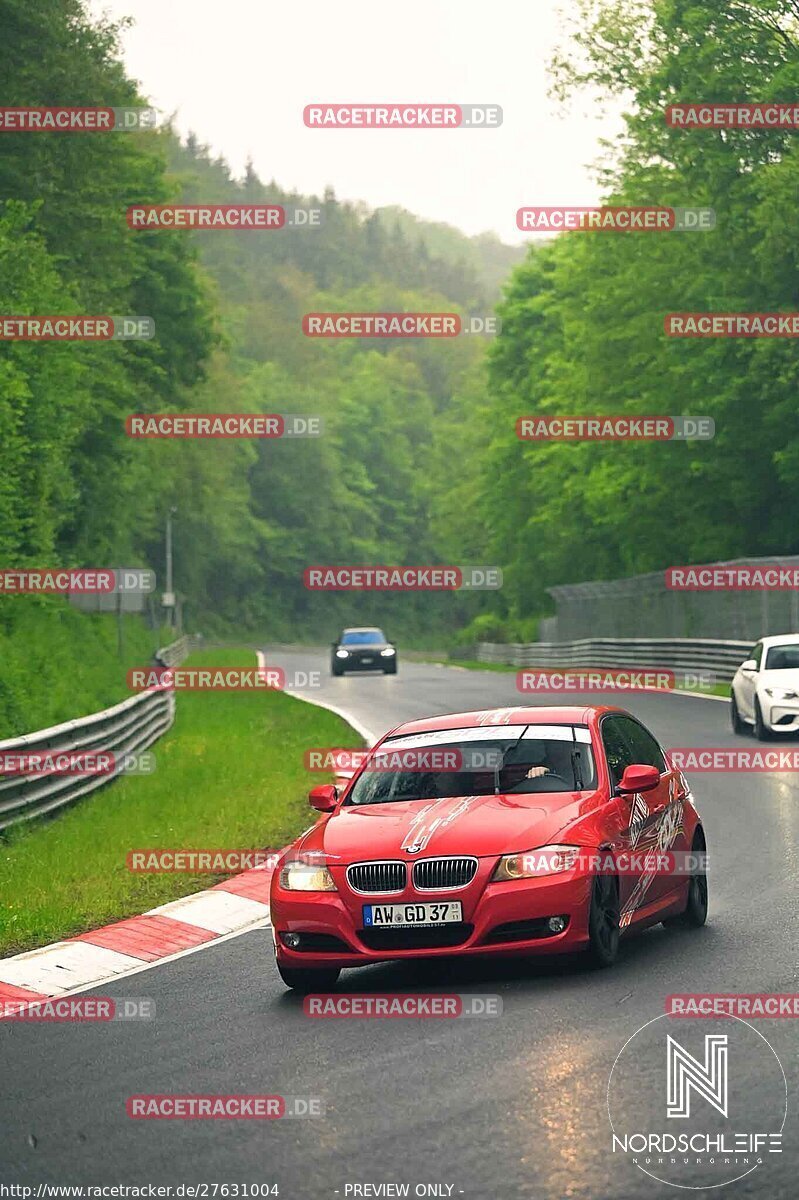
[0,596,169,738]
[0,648,362,955]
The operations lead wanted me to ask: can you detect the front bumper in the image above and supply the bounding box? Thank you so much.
[764,698,799,731]
[333,653,394,671]
[270,864,593,970]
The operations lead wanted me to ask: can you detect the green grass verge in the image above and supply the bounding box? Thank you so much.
[0,595,171,737]
[0,648,362,956]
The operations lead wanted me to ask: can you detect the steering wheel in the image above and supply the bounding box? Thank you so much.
[503,769,572,793]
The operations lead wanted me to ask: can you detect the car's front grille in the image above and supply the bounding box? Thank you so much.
[346,861,407,893]
[412,857,478,891]
[359,924,474,951]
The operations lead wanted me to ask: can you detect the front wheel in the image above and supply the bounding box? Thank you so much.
[585,874,620,967]
[276,961,341,993]
[753,698,771,741]
[730,693,747,735]
[383,663,397,675]
[663,833,708,929]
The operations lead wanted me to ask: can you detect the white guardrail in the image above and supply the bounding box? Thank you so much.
[0,635,197,832]
[476,637,750,683]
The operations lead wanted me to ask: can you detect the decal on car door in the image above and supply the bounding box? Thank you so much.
[620,777,684,927]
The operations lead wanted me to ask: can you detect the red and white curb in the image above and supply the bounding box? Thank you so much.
[0,865,277,1016]
[0,649,373,1018]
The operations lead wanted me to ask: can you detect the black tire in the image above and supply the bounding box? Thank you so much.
[730,693,747,735]
[331,663,343,677]
[663,832,708,929]
[753,698,771,741]
[276,961,341,993]
[585,874,620,967]
[383,663,397,675]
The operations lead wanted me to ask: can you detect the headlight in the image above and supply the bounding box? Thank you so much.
[380,647,396,657]
[279,862,337,891]
[335,649,349,659]
[765,687,798,700]
[492,844,581,882]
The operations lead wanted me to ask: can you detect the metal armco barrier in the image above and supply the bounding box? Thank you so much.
[476,637,750,684]
[0,635,196,831]
[156,633,198,667]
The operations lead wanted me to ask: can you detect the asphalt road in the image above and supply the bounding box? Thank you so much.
[2,652,798,1199]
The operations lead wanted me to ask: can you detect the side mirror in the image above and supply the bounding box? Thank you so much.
[309,783,338,812]
[740,659,758,672]
[616,763,660,795]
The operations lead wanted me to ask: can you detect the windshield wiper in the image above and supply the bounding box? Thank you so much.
[493,726,529,795]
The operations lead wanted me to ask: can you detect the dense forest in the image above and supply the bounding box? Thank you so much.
[0,0,524,644]
[2,0,799,649]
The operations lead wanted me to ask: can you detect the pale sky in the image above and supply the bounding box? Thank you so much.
[89,0,623,243]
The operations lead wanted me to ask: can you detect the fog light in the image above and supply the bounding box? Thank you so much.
[548,916,567,933]
[283,932,301,949]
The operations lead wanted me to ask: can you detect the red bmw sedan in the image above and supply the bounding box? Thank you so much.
[270,705,707,991]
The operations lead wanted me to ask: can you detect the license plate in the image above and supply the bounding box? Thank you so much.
[360,657,373,664]
[362,902,463,927]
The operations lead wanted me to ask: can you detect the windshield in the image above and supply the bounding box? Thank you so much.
[345,725,595,806]
[340,629,386,645]
[764,643,799,670]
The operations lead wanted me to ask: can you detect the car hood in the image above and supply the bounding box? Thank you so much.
[295,791,591,863]
[758,668,799,692]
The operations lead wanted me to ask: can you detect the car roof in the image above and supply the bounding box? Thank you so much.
[757,634,799,647]
[385,705,623,739]
[340,627,384,633]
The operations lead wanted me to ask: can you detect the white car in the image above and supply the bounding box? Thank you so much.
[730,634,799,739]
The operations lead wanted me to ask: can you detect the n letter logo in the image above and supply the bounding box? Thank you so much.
[666,1035,728,1119]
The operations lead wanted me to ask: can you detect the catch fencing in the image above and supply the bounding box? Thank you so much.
[0,635,197,831]
[547,555,799,641]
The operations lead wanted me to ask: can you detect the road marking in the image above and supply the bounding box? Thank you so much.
[0,940,143,995]
[259,649,378,743]
[147,889,270,934]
